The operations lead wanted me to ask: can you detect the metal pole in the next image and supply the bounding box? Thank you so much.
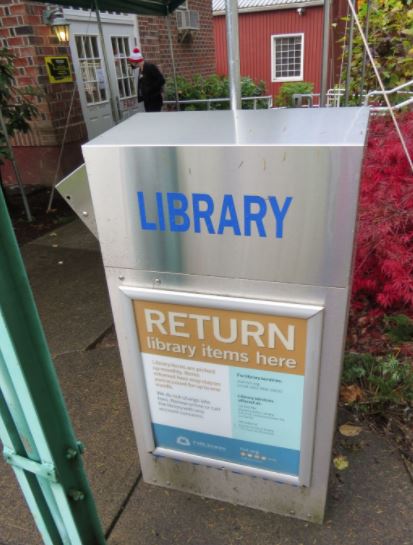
[359,0,371,105]
[320,0,331,107]
[0,187,106,545]
[94,0,120,124]
[46,85,77,213]
[225,0,241,111]
[166,10,180,111]
[0,110,32,222]
[344,0,356,106]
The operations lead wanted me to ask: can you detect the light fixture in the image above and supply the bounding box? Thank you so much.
[43,6,70,44]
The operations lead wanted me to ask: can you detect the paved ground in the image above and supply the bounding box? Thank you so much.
[0,219,412,545]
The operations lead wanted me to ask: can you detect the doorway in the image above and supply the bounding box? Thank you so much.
[64,9,140,139]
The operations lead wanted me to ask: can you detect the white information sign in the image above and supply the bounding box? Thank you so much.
[131,289,323,483]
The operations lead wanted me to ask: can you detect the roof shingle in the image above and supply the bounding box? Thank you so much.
[212,0,322,13]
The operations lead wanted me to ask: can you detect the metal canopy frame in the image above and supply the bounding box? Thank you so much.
[34,0,187,16]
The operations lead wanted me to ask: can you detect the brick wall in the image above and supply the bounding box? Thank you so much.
[138,0,216,80]
[0,1,87,148]
[1,0,215,185]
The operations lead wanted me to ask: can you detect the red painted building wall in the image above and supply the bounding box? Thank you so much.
[214,7,324,100]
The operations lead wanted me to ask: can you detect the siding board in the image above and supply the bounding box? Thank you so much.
[214,7,324,100]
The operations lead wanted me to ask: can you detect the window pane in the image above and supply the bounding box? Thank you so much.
[274,35,302,79]
[91,36,99,58]
[124,77,130,96]
[111,37,118,56]
[75,36,84,58]
[84,37,92,59]
[111,36,135,99]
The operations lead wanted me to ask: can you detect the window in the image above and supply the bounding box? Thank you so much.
[271,34,304,82]
[75,35,107,104]
[111,36,136,99]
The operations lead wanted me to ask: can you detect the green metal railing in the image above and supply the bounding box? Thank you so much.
[0,188,106,545]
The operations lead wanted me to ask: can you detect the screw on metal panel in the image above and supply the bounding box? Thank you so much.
[68,489,85,501]
[118,275,125,281]
[154,278,161,286]
[82,211,88,217]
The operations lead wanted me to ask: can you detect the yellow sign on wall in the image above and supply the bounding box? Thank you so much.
[45,56,73,84]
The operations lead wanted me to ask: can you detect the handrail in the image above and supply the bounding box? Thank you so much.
[364,79,413,104]
[370,96,413,112]
[290,89,345,108]
[164,95,273,110]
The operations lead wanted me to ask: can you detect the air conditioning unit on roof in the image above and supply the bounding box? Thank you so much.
[176,10,200,31]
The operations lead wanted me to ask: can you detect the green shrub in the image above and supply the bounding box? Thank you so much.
[165,74,268,110]
[341,0,413,104]
[275,82,314,107]
[0,48,38,164]
[342,352,413,410]
[384,314,413,343]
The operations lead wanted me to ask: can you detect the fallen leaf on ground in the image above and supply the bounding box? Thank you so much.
[339,424,363,437]
[333,455,349,471]
[340,384,363,404]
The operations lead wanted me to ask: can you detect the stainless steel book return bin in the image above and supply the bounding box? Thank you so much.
[82,108,369,522]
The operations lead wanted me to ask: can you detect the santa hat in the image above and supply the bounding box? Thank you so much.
[128,47,144,64]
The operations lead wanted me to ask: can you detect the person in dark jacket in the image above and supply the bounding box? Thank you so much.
[128,48,165,112]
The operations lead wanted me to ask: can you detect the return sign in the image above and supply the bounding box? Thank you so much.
[133,294,321,478]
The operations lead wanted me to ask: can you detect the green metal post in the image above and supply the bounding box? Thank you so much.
[0,188,106,544]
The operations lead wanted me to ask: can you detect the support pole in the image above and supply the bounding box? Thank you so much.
[46,86,76,213]
[344,0,356,106]
[359,0,371,105]
[320,0,331,107]
[166,10,180,111]
[0,110,32,222]
[0,188,106,545]
[95,0,120,124]
[225,0,241,111]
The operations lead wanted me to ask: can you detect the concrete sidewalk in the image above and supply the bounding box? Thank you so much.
[0,219,412,545]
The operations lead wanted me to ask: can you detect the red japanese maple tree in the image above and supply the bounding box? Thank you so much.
[352,112,413,315]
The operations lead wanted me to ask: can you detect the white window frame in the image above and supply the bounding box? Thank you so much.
[177,0,189,9]
[110,35,136,101]
[271,33,304,83]
[74,33,109,105]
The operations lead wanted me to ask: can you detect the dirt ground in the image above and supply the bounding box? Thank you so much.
[3,185,75,245]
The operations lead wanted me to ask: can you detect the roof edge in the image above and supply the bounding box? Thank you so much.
[213,1,324,16]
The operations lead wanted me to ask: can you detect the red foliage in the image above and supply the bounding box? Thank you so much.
[352,112,413,315]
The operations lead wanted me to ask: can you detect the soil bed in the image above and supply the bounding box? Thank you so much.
[3,185,75,245]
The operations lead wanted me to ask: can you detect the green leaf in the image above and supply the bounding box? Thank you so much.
[333,455,349,471]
